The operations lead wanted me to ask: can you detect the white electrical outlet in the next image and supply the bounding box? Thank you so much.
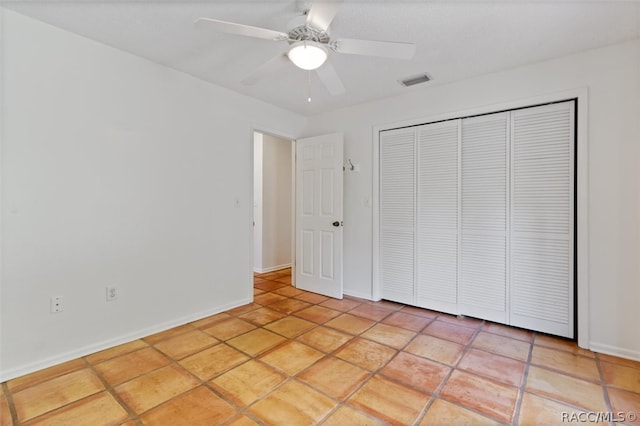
[106,286,117,301]
[50,296,63,313]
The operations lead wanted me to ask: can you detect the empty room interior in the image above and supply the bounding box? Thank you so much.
[1,1,639,425]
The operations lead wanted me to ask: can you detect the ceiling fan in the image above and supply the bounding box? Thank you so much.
[194,0,416,99]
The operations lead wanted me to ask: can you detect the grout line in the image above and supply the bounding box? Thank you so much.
[594,353,615,421]
[511,330,537,426]
[85,353,142,424]
[1,381,19,426]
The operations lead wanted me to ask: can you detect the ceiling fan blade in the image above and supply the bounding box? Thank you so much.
[306,0,343,32]
[316,61,345,96]
[334,38,416,60]
[195,18,288,41]
[241,54,290,86]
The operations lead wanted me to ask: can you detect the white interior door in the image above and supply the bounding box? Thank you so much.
[295,133,344,298]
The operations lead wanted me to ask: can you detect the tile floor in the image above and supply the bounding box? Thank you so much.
[2,268,639,425]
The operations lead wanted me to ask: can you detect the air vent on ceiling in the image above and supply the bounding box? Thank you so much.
[399,73,431,87]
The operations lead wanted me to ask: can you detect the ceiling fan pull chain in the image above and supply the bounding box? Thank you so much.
[307,70,312,102]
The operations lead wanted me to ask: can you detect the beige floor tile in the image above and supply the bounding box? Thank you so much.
[319,298,362,312]
[325,313,375,335]
[483,322,533,342]
[254,293,288,306]
[440,370,518,423]
[237,307,286,326]
[7,358,86,393]
[25,392,128,426]
[601,361,640,393]
[381,311,432,332]
[248,380,336,425]
[348,375,430,425]
[298,357,369,400]
[599,353,640,370]
[225,415,259,426]
[254,281,286,292]
[153,330,218,360]
[210,360,286,406]
[348,304,394,321]
[12,369,104,422]
[399,306,439,319]
[227,329,287,356]
[264,316,316,338]
[272,286,305,297]
[607,387,640,425]
[531,346,600,382]
[114,364,199,414]
[189,312,232,329]
[334,338,397,371]
[322,406,384,426]
[472,331,531,361]
[179,344,249,380]
[525,365,607,412]
[423,320,477,345]
[370,300,404,311]
[268,298,313,315]
[518,392,586,426]
[405,334,464,366]
[361,323,416,349]
[202,318,256,341]
[139,386,236,426]
[85,340,149,364]
[94,347,170,386]
[260,341,324,375]
[294,292,329,304]
[458,348,526,387]
[294,305,342,324]
[297,326,353,353]
[380,352,450,394]
[534,334,595,358]
[420,399,502,426]
[227,303,262,316]
[142,324,195,345]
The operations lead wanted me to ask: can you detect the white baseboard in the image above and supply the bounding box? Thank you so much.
[0,297,252,382]
[589,341,640,362]
[253,263,291,274]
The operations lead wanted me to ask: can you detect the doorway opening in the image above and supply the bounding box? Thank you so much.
[253,131,295,282]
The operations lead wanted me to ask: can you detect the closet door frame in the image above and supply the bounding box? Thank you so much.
[373,88,589,348]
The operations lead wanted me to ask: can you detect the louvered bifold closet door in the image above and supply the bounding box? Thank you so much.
[510,102,575,338]
[380,128,416,305]
[416,120,460,313]
[459,112,509,323]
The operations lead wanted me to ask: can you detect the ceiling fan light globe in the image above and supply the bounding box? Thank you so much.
[288,41,328,70]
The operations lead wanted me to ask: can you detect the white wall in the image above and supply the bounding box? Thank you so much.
[0,9,307,380]
[259,134,292,272]
[306,39,640,360]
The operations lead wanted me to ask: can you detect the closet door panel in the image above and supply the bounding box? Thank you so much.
[510,102,574,338]
[416,120,459,313]
[459,113,508,323]
[379,128,416,305]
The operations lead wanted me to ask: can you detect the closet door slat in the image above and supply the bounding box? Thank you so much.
[510,102,575,338]
[416,120,460,313]
[379,128,416,305]
[459,112,508,323]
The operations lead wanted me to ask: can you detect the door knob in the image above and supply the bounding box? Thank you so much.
[332,221,340,227]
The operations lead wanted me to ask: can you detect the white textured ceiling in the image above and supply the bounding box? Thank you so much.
[3,0,640,115]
